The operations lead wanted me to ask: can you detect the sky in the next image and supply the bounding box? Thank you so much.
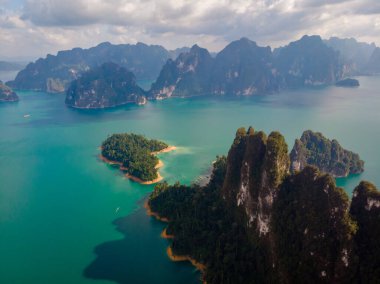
[0,0,379,61]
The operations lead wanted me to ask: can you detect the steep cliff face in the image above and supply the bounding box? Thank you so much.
[274,35,342,88]
[290,130,364,177]
[221,127,289,280]
[65,62,145,109]
[148,126,377,283]
[350,181,380,282]
[222,128,289,230]
[149,45,214,99]
[273,166,357,283]
[0,81,18,102]
[210,38,279,95]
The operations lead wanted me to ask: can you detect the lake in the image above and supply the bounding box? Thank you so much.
[0,76,379,283]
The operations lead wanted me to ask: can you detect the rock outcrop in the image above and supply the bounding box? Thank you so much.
[290,130,364,177]
[148,126,377,283]
[0,81,18,102]
[65,62,145,109]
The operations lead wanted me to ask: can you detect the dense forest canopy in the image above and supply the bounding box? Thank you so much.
[148,127,379,284]
[101,133,168,181]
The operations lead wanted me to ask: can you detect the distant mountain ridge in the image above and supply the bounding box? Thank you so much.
[7,42,188,93]
[7,35,379,108]
[150,35,344,99]
[324,37,376,75]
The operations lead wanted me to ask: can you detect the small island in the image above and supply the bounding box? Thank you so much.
[100,133,175,184]
[65,62,146,109]
[0,81,19,102]
[290,130,364,177]
[335,78,360,87]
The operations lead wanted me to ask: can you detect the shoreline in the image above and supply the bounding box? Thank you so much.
[99,145,175,185]
[151,145,177,155]
[144,200,207,278]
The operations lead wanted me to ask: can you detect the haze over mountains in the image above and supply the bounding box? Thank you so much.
[4,35,380,108]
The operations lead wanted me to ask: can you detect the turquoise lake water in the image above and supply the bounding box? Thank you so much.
[0,76,379,283]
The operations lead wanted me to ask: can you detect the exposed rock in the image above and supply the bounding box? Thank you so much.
[290,130,364,177]
[65,62,145,109]
[0,81,19,102]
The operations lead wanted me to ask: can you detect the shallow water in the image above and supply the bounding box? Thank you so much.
[0,76,379,283]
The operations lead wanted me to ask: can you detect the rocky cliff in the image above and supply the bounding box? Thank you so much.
[149,45,214,99]
[148,126,378,283]
[65,62,145,109]
[210,38,279,95]
[274,35,342,88]
[290,130,364,177]
[0,81,18,102]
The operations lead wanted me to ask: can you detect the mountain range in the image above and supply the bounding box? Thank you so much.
[5,35,380,108]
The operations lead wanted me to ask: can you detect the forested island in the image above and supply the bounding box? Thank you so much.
[147,127,378,284]
[290,130,364,177]
[100,133,175,183]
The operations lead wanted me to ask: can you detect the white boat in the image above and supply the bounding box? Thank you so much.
[23,114,31,118]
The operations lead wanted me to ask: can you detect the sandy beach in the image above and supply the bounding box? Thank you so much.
[99,145,175,185]
[151,146,177,155]
[166,247,206,272]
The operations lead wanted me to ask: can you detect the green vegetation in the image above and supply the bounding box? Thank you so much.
[66,62,146,108]
[148,126,378,283]
[101,133,168,182]
[273,166,357,283]
[350,181,380,283]
[149,156,260,284]
[290,130,364,177]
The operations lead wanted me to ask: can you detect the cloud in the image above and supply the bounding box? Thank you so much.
[0,0,379,59]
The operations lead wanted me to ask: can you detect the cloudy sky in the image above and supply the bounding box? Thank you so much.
[0,0,379,60]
